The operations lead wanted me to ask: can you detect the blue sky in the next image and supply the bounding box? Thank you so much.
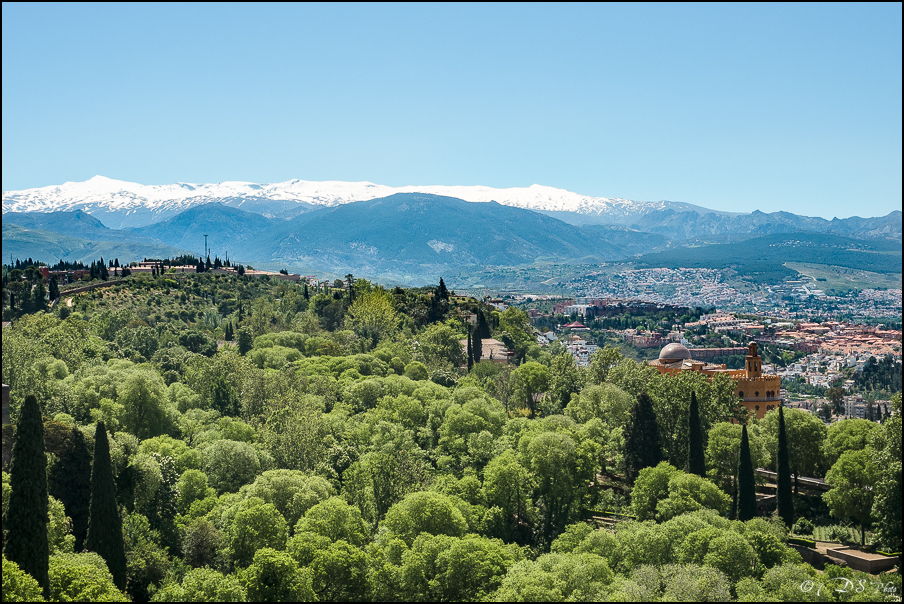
[2,3,901,219]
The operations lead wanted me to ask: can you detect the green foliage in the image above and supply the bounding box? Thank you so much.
[239,547,316,602]
[3,394,49,596]
[760,405,828,480]
[492,552,614,601]
[225,498,288,568]
[705,421,768,494]
[871,392,901,551]
[47,497,75,555]
[236,326,253,355]
[824,448,879,545]
[48,552,127,602]
[295,496,368,546]
[152,567,246,602]
[242,469,334,530]
[519,425,597,545]
[415,323,466,370]
[632,462,730,522]
[3,270,898,603]
[383,491,468,544]
[121,512,170,601]
[203,439,263,494]
[2,554,45,602]
[180,518,221,569]
[399,533,523,602]
[290,534,367,601]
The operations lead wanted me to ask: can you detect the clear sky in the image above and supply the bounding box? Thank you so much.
[2,3,901,219]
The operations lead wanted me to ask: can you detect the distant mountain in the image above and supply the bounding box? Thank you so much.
[267,193,630,275]
[628,209,902,241]
[3,193,901,284]
[4,210,162,244]
[2,175,725,229]
[635,232,903,283]
[1,223,188,265]
[116,194,643,280]
[5,176,898,242]
[128,203,277,259]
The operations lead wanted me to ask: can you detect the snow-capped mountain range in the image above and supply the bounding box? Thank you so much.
[2,175,712,229]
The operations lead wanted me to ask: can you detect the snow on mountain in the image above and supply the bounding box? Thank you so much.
[2,176,668,221]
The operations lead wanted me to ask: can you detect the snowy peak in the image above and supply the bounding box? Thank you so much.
[2,176,664,219]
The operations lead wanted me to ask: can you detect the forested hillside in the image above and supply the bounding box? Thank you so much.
[2,268,901,602]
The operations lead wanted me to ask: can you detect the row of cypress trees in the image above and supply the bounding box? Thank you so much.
[2,395,126,596]
[627,389,794,525]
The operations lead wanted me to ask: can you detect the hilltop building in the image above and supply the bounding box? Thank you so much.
[648,342,781,420]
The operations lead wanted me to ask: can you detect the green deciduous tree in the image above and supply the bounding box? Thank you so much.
[2,554,45,602]
[226,498,288,568]
[705,421,767,495]
[180,518,220,569]
[760,405,827,489]
[871,392,901,552]
[48,552,127,602]
[824,448,879,546]
[239,547,316,602]
[295,497,368,546]
[118,370,173,440]
[482,450,536,544]
[345,286,399,347]
[513,361,549,417]
[203,439,263,494]
[152,567,246,602]
[415,323,466,370]
[399,533,523,602]
[492,552,614,602]
[85,421,127,591]
[823,418,876,469]
[383,491,467,544]
[3,394,50,596]
[520,428,597,546]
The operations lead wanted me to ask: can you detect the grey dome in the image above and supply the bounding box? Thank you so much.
[659,343,692,362]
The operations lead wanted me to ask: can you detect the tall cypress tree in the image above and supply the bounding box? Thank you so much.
[688,391,705,477]
[477,310,491,339]
[473,325,483,365]
[737,423,757,521]
[48,276,60,301]
[625,392,663,482]
[3,394,50,597]
[466,326,474,371]
[776,406,794,527]
[49,428,93,552]
[86,421,127,590]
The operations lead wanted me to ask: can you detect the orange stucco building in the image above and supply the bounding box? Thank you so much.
[648,342,781,420]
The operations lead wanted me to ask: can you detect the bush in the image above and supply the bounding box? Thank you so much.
[2,555,45,602]
[792,517,814,536]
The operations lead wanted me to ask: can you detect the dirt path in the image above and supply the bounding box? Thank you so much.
[66,297,73,307]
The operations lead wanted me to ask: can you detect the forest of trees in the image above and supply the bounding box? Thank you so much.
[2,268,901,602]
